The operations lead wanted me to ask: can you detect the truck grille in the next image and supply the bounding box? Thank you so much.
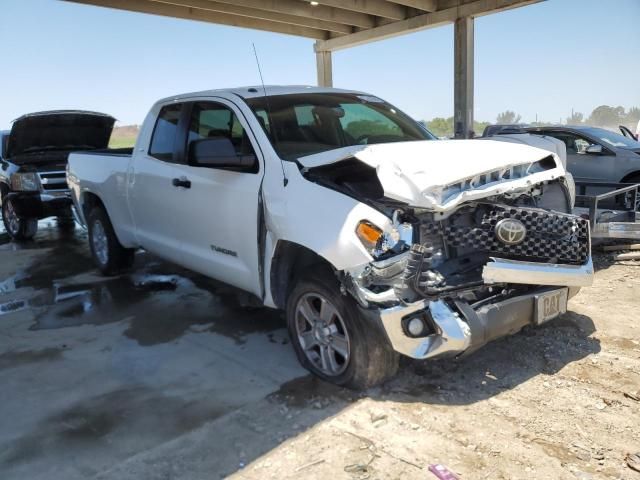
[422,205,590,265]
[38,171,68,191]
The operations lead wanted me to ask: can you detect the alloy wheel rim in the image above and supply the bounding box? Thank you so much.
[294,292,351,377]
[5,200,20,235]
[92,220,108,265]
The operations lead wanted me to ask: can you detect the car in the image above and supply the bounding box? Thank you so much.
[485,124,640,185]
[67,86,593,389]
[0,111,116,240]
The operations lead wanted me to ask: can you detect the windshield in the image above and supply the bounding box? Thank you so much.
[245,93,435,160]
[585,127,640,149]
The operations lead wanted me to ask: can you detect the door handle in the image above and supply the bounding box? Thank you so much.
[172,177,191,189]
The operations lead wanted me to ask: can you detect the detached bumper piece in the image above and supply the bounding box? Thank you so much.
[8,192,72,219]
[482,257,594,287]
[376,286,568,360]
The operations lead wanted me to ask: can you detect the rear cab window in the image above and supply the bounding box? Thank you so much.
[149,103,182,162]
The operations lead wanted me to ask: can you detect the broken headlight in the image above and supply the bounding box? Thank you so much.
[11,172,40,192]
[356,220,412,258]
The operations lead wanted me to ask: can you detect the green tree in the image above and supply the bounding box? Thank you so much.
[473,120,490,137]
[566,111,584,124]
[625,107,640,126]
[425,117,453,138]
[496,110,521,124]
[588,105,625,127]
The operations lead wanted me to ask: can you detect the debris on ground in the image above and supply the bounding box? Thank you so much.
[428,464,460,479]
[625,453,640,473]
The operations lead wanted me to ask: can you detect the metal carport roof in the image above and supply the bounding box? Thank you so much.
[62,0,543,137]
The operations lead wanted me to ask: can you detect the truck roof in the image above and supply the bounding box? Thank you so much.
[157,85,367,104]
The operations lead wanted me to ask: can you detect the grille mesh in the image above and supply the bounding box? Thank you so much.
[422,205,590,265]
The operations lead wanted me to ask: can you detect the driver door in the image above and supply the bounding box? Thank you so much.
[171,99,264,296]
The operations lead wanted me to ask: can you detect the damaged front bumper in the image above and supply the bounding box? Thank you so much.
[355,255,593,360]
[368,284,580,360]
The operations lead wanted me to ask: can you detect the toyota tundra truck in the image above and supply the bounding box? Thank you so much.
[67,86,593,389]
[1,110,115,240]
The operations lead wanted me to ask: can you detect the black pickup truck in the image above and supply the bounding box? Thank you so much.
[0,111,115,240]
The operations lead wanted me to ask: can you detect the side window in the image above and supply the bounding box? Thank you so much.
[574,137,595,154]
[186,102,258,171]
[149,104,182,162]
[540,132,594,155]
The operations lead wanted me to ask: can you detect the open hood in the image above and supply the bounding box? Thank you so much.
[299,139,566,211]
[7,110,116,159]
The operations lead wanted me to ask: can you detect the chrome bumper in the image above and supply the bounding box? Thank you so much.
[376,286,573,360]
[482,256,594,287]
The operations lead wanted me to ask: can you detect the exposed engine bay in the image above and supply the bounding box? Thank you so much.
[304,158,588,309]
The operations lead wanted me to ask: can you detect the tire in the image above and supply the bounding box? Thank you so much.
[57,210,76,232]
[286,270,399,390]
[87,205,135,275]
[625,175,640,211]
[1,195,37,241]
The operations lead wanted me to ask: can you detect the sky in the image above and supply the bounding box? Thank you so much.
[0,0,638,128]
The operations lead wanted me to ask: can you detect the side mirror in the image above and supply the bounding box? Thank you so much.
[585,144,603,155]
[188,137,256,169]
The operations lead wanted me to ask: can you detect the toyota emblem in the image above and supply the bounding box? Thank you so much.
[495,218,527,245]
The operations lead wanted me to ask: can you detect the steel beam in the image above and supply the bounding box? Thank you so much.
[64,0,329,39]
[316,48,333,87]
[315,0,541,51]
[453,16,474,139]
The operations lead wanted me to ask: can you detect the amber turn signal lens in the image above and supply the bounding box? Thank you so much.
[356,221,383,249]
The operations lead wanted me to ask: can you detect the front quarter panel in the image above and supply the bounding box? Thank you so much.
[265,162,392,271]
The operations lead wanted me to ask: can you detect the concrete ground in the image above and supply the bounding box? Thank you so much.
[1,223,639,480]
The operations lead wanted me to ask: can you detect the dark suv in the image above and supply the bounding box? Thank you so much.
[0,111,115,240]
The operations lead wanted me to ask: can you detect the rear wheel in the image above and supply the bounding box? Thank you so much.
[1,195,37,241]
[88,206,134,275]
[286,271,398,389]
[625,174,640,211]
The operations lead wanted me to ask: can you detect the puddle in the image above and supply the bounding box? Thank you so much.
[0,220,285,346]
[22,268,284,347]
[30,274,181,332]
[0,220,86,251]
[0,347,64,370]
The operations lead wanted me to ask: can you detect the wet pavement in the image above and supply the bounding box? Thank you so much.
[0,222,313,480]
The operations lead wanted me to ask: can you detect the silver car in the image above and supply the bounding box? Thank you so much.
[524,126,640,185]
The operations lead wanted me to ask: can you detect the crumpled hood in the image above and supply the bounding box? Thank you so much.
[299,139,566,211]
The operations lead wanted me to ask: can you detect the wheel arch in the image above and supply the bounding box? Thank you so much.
[620,171,640,183]
[80,191,107,222]
[0,181,9,200]
[269,240,337,310]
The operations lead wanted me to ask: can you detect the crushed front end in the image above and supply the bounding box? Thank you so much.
[344,179,593,360]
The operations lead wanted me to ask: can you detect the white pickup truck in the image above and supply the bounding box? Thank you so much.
[67,86,593,388]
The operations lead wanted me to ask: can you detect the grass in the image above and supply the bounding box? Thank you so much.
[108,136,137,149]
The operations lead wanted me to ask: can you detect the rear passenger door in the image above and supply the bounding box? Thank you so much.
[172,99,265,296]
[129,102,187,264]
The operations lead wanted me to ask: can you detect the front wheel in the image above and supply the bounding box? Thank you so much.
[1,196,37,241]
[87,206,135,275]
[286,271,399,389]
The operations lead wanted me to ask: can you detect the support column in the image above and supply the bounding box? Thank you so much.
[454,16,474,139]
[315,48,333,87]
